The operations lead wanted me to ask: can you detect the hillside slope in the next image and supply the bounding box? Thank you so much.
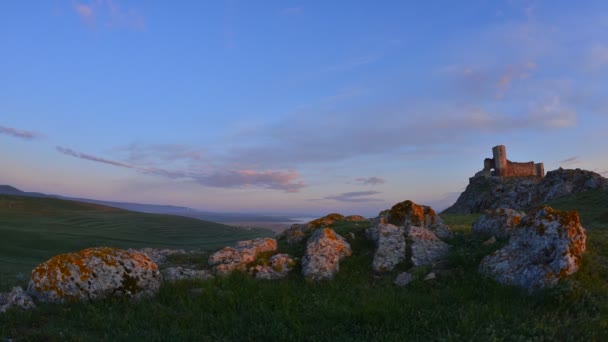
[0,195,272,278]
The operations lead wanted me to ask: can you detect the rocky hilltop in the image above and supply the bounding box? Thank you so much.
[443,168,608,214]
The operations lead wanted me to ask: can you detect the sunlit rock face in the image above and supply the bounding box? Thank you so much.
[0,287,36,313]
[278,213,346,244]
[472,208,526,239]
[301,228,352,281]
[28,247,161,303]
[373,200,452,239]
[366,223,406,273]
[407,226,451,267]
[208,238,277,276]
[479,206,586,292]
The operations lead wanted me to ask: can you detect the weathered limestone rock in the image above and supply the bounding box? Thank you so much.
[394,272,414,287]
[278,213,345,244]
[161,267,214,282]
[472,208,526,239]
[479,206,586,292]
[374,200,451,238]
[407,226,450,267]
[28,247,161,303]
[0,287,36,313]
[302,228,352,281]
[208,238,277,276]
[367,223,406,273]
[251,254,296,280]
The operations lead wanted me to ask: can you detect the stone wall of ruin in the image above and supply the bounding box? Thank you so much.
[504,160,538,177]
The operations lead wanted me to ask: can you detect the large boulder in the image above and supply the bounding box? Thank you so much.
[302,228,352,281]
[0,287,36,313]
[374,200,451,238]
[278,213,345,244]
[28,247,161,303]
[251,253,296,280]
[208,238,277,276]
[407,226,450,267]
[367,223,406,273]
[479,206,586,292]
[472,208,526,239]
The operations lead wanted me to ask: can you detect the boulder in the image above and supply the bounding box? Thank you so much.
[208,238,277,276]
[251,254,296,280]
[0,287,36,313]
[161,267,214,282]
[374,200,451,238]
[302,228,352,281]
[367,223,406,273]
[28,247,161,303]
[479,206,586,292]
[407,226,450,267]
[472,208,526,239]
[278,213,345,244]
[394,272,414,287]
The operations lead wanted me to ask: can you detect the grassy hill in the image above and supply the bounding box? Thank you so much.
[1,191,607,340]
[0,195,272,281]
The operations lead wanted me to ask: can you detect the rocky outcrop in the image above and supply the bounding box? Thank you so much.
[479,206,586,292]
[367,223,406,272]
[208,238,277,276]
[302,228,352,281]
[472,208,526,239]
[407,226,450,267]
[251,254,296,280]
[28,247,161,303]
[0,287,36,313]
[374,200,451,238]
[278,213,346,244]
[444,168,608,214]
[161,267,214,282]
[344,215,369,222]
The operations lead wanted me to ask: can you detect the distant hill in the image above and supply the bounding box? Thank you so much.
[0,194,273,277]
[0,185,297,223]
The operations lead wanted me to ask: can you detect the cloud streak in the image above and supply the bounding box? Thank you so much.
[56,146,305,193]
[323,191,383,203]
[0,125,40,140]
[354,177,386,186]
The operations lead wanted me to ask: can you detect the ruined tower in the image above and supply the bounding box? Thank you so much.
[492,145,508,177]
[471,145,544,182]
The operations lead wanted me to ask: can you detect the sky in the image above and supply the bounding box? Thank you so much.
[1,0,608,217]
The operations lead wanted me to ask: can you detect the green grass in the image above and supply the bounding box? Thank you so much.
[1,191,608,340]
[0,195,272,285]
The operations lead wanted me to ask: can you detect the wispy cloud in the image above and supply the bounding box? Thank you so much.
[0,125,41,140]
[56,146,305,192]
[73,0,145,30]
[354,177,386,186]
[323,191,383,203]
[558,156,580,166]
[281,7,303,16]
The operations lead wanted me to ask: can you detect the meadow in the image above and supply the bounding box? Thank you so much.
[1,191,607,341]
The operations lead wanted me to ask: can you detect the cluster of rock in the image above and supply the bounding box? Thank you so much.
[373,200,452,238]
[444,168,608,214]
[479,206,586,292]
[278,213,369,244]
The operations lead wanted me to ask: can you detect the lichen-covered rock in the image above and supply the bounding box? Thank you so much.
[394,272,414,287]
[302,228,352,281]
[28,247,161,303]
[374,200,451,238]
[251,254,296,280]
[407,226,450,267]
[208,238,277,276]
[367,223,406,272]
[278,213,346,244]
[479,206,586,292]
[472,208,526,239]
[161,267,214,282]
[0,287,36,313]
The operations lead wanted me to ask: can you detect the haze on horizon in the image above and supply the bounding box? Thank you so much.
[1,0,607,217]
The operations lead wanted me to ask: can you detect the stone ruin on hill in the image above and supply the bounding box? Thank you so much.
[472,145,544,181]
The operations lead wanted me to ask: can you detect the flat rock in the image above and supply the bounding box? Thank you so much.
[302,228,352,281]
[479,206,586,292]
[28,247,161,303]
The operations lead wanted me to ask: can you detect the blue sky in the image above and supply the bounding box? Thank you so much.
[1,0,607,216]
